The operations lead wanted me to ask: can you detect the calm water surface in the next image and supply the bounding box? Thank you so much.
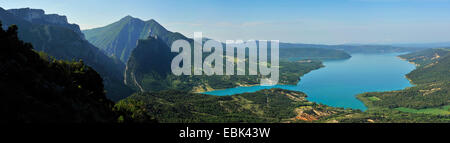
[202,53,416,111]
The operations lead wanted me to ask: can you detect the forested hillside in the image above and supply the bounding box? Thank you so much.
[358,48,450,118]
[0,7,134,101]
[115,88,359,123]
[124,36,324,92]
[399,48,450,67]
[0,23,117,122]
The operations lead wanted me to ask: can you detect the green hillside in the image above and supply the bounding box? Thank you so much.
[124,36,324,92]
[399,48,450,67]
[0,23,117,122]
[358,48,450,118]
[119,46,450,123]
[115,89,359,123]
[0,8,134,101]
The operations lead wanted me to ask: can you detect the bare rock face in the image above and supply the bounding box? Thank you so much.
[7,8,46,22]
[7,8,85,39]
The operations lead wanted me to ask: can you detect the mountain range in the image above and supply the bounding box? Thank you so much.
[83,15,436,93]
[1,6,448,123]
[83,15,434,65]
[0,7,133,101]
[0,23,117,122]
[82,16,188,63]
[82,16,356,63]
[2,7,432,101]
[279,43,425,54]
[392,42,450,48]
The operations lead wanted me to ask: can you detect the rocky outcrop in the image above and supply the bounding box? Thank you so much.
[124,36,173,92]
[7,8,85,39]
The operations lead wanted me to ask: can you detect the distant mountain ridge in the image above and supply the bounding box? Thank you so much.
[279,47,351,60]
[280,43,425,54]
[83,15,427,64]
[6,8,85,39]
[392,42,450,48]
[83,16,188,63]
[84,16,356,63]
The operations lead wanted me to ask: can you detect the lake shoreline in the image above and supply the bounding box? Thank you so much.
[196,61,326,93]
[202,53,416,111]
[356,54,420,111]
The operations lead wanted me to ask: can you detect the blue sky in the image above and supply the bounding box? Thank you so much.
[1,0,450,44]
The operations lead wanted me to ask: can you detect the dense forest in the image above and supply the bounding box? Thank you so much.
[0,7,134,101]
[115,88,360,123]
[0,23,117,122]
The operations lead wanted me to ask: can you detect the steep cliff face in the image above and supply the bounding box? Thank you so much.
[83,16,189,63]
[0,24,117,123]
[124,36,173,92]
[7,8,85,39]
[0,7,134,101]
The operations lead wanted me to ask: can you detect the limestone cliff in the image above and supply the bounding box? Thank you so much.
[7,8,85,39]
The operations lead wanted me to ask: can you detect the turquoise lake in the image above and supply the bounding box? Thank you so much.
[202,53,416,111]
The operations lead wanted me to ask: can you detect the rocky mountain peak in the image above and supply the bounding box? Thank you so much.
[6,8,85,39]
[7,8,67,24]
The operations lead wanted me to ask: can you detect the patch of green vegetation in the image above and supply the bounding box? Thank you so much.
[367,96,381,101]
[395,105,450,115]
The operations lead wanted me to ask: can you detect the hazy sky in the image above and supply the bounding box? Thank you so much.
[1,0,450,44]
